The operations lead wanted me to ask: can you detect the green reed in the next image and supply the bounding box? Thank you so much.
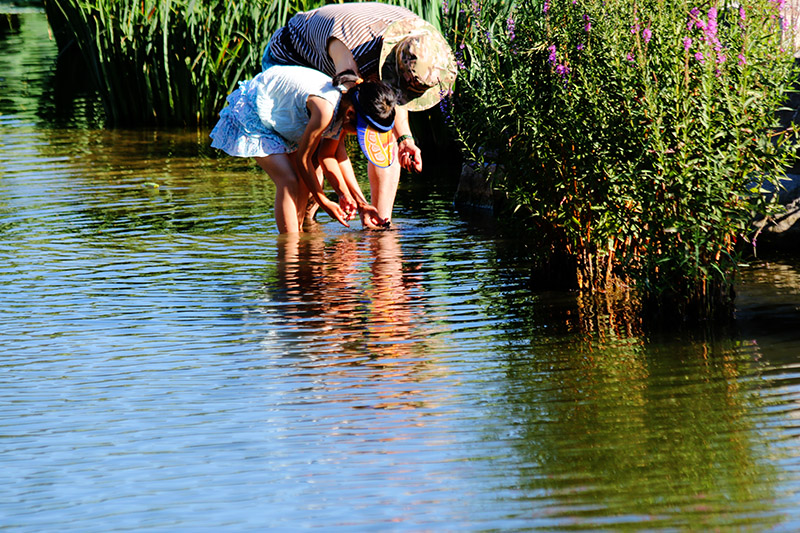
[45,0,443,127]
[446,0,799,322]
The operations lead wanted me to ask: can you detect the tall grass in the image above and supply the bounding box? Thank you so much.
[45,0,444,127]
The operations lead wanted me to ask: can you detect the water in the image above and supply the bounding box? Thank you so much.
[2,10,800,531]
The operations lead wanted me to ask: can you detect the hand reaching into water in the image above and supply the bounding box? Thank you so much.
[360,204,390,229]
[317,196,351,228]
[338,191,359,221]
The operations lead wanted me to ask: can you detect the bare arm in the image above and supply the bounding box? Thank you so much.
[296,96,350,227]
[319,137,357,219]
[394,106,422,172]
[320,136,387,227]
[332,138,386,227]
[327,38,360,76]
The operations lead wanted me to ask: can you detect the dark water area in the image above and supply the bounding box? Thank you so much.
[2,10,800,532]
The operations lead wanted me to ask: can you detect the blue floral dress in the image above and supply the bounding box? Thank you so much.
[210,65,344,158]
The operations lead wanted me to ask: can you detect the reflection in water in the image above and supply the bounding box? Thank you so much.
[473,255,793,528]
[737,258,800,354]
[498,335,784,529]
[0,125,272,241]
[0,11,102,128]
[262,230,436,410]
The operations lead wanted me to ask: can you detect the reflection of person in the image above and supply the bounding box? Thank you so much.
[210,67,396,233]
[269,231,423,358]
[262,2,457,226]
[265,231,450,409]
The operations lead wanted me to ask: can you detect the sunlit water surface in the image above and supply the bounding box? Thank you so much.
[2,11,800,532]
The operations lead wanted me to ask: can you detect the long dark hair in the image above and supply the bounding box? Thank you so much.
[333,70,396,130]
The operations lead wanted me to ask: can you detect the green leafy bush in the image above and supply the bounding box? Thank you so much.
[448,0,799,320]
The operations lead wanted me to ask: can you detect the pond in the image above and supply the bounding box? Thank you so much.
[2,10,800,532]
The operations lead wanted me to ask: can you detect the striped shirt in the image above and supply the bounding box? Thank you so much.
[267,3,418,78]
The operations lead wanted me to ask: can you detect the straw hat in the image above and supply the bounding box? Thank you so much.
[379,18,457,112]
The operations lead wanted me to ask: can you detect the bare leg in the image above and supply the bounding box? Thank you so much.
[301,155,325,225]
[288,154,311,230]
[305,194,319,224]
[256,154,303,234]
[368,157,401,222]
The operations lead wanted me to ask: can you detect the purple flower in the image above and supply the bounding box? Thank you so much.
[548,44,557,64]
[555,64,570,77]
[643,27,652,44]
[688,8,700,31]
[507,15,516,41]
[543,0,550,14]
[438,90,453,124]
[738,53,746,66]
[683,37,693,51]
[739,6,746,21]
[706,7,718,40]
[707,7,718,26]
[455,48,466,70]
[577,42,585,51]
[774,0,787,24]
[694,51,705,64]
[471,0,481,15]
[716,52,726,64]
[627,53,635,62]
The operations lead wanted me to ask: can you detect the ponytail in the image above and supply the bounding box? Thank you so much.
[332,70,362,92]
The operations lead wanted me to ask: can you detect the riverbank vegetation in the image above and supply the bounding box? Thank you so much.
[447,0,799,322]
[43,0,799,323]
[43,0,443,127]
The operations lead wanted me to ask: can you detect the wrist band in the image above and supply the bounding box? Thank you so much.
[397,134,414,145]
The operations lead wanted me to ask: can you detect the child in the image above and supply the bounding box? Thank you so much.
[210,66,397,233]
